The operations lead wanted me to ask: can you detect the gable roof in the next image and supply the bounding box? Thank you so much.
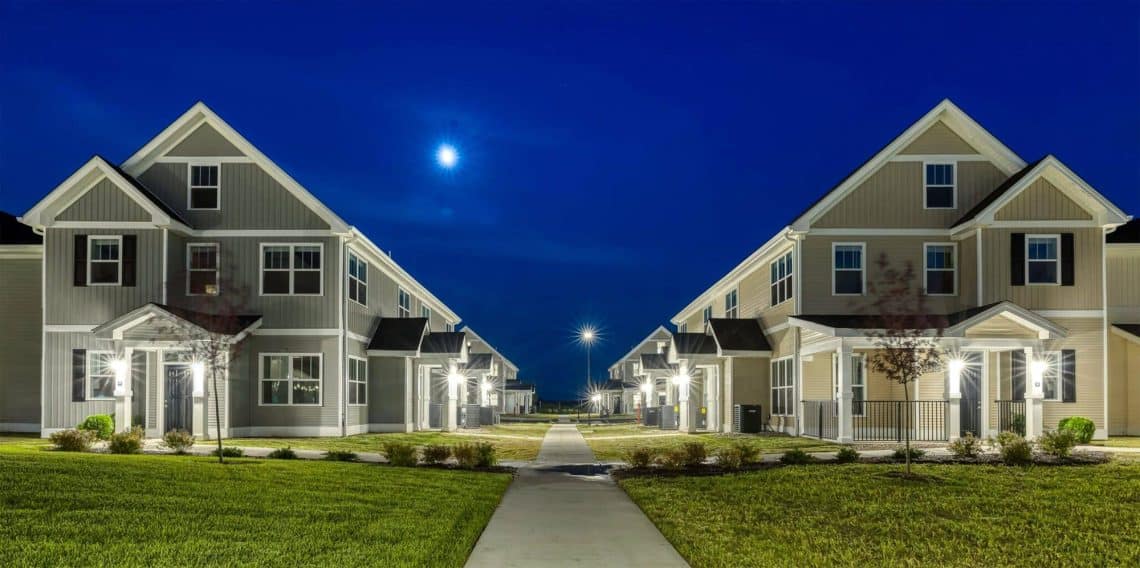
[707,318,772,355]
[92,302,262,339]
[1108,219,1140,243]
[789,301,1066,339]
[670,333,719,356]
[1,211,42,244]
[420,332,467,356]
[609,325,672,371]
[367,317,429,353]
[462,353,493,371]
[953,158,1043,226]
[460,326,518,372]
[640,353,673,371]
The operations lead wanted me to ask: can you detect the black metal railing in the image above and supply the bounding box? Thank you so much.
[995,400,1026,436]
[853,400,948,442]
[801,400,837,440]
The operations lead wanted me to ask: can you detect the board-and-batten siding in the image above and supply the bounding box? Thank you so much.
[42,332,116,429]
[981,227,1103,310]
[1106,247,1140,311]
[369,357,409,425]
[0,257,42,428]
[45,228,164,325]
[898,122,979,155]
[229,335,340,428]
[347,262,400,337]
[167,124,245,157]
[994,179,1093,221]
[138,162,329,230]
[345,339,369,427]
[56,179,150,222]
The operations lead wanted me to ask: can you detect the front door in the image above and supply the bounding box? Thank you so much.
[165,364,193,433]
[960,352,983,437]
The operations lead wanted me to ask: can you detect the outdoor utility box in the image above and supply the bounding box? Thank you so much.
[462,404,482,428]
[479,405,498,426]
[644,406,660,427]
[734,404,763,433]
[660,405,678,430]
[695,406,708,430]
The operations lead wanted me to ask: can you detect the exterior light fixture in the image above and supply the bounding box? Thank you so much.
[448,372,464,386]
[111,358,129,396]
[590,394,601,403]
[641,382,652,394]
[672,373,690,386]
[1030,359,1048,395]
[481,380,492,392]
[191,361,206,397]
[947,358,964,397]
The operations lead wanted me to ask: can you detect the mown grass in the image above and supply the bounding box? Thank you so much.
[621,462,1140,567]
[0,444,510,566]
[1090,436,1140,448]
[579,426,839,461]
[228,423,551,461]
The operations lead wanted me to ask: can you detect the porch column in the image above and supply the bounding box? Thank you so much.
[192,357,208,439]
[677,361,692,433]
[445,363,459,432]
[1024,347,1044,440]
[708,365,720,432]
[836,344,854,443]
[946,355,963,442]
[112,348,133,434]
[722,357,734,432]
[403,358,415,432]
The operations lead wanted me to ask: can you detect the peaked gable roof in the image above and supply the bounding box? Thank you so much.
[460,326,518,372]
[707,318,772,355]
[609,325,672,371]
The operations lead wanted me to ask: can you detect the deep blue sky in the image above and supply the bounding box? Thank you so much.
[2,2,1137,400]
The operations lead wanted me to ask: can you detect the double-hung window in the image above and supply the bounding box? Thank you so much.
[348,252,368,306]
[397,288,411,317]
[261,244,322,295]
[1026,235,1060,285]
[421,305,432,320]
[88,236,122,286]
[188,164,220,210]
[832,243,865,295]
[348,356,367,405]
[702,305,713,325]
[924,243,956,295]
[724,290,738,319]
[924,163,955,209]
[87,351,116,400]
[260,354,321,405]
[770,251,793,306]
[187,243,219,295]
[771,358,794,416]
[678,322,688,333]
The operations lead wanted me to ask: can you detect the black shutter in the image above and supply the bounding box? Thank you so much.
[74,235,88,287]
[72,349,87,402]
[770,282,777,307]
[1011,350,1025,400]
[1060,233,1074,286]
[122,235,137,287]
[1061,349,1076,403]
[1010,233,1025,286]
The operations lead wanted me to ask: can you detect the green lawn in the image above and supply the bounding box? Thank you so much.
[228,423,550,461]
[0,444,510,566]
[578,425,839,461]
[1091,436,1140,448]
[621,462,1140,567]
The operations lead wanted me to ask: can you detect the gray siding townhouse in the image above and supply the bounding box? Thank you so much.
[0,212,43,433]
[10,102,496,438]
[654,100,1134,441]
[460,327,521,415]
[606,326,672,416]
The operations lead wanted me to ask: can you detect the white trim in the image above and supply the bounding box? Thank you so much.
[770,356,795,417]
[831,242,866,296]
[55,221,157,230]
[0,244,43,259]
[671,231,794,324]
[251,328,341,336]
[197,229,335,237]
[258,352,324,406]
[346,331,370,343]
[1102,228,1110,434]
[975,227,983,304]
[20,156,182,229]
[461,327,519,372]
[347,250,368,307]
[45,324,97,332]
[397,287,412,318]
[1034,310,1103,318]
[987,220,1102,229]
[186,242,220,296]
[86,350,116,401]
[1111,325,1140,346]
[724,288,738,319]
[1025,234,1061,286]
[808,228,952,237]
[258,242,324,296]
[922,162,957,210]
[345,230,461,324]
[922,242,958,296]
[186,162,221,211]
[607,326,672,372]
[86,235,123,286]
[154,155,253,164]
[347,355,368,406]
[770,250,794,306]
[161,228,168,304]
[890,153,987,162]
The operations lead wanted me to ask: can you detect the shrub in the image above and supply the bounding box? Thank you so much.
[163,430,195,454]
[383,441,418,467]
[421,444,451,465]
[1058,416,1095,444]
[993,431,1033,466]
[77,414,115,441]
[1010,414,1026,436]
[780,448,815,465]
[948,432,982,459]
[267,447,298,460]
[324,450,358,462]
[892,446,925,461]
[625,447,657,468]
[1039,428,1077,459]
[108,426,144,454]
[681,441,708,468]
[212,447,244,458]
[474,442,497,468]
[50,429,95,452]
[715,446,744,470]
[656,448,689,469]
[452,443,479,468]
[734,441,761,465]
[835,447,860,463]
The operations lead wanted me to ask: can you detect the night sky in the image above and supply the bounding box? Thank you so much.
[2,2,1137,400]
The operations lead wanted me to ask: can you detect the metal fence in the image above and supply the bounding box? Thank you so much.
[995,400,1026,436]
[801,400,838,440]
[853,400,948,442]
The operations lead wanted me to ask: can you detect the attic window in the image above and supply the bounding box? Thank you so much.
[189,164,220,210]
[924,163,955,209]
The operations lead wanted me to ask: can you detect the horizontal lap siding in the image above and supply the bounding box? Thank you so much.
[982,228,1103,310]
[45,228,164,325]
[733,358,767,407]
[0,258,42,427]
[1107,335,1140,435]
[56,179,150,222]
[1042,318,1105,431]
[243,335,340,428]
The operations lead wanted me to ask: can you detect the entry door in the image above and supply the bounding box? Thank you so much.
[959,352,983,437]
[165,364,194,433]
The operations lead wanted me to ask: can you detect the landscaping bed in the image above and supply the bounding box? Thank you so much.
[581,430,839,462]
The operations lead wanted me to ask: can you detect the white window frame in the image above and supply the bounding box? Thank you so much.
[832,353,867,416]
[258,243,324,296]
[421,305,432,320]
[771,357,795,417]
[1040,351,1062,402]
[397,288,411,318]
[258,353,323,406]
[446,322,454,332]
[724,289,738,319]
[922,242,957,296]
[87,350,116,401]
[187,162,221,211]
[771,251,793,306]
[702,305,712,324]
[347,251,368,307]
[831,242,866,296]
[348,356,368,406]
[1026,234,1061,286]
[87,235,123,287]
[186,242,220,296]
[678,322,688,333]
[923,162,956,209]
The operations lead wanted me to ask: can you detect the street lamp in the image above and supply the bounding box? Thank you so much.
[577,325,599,384]
[590,393,601,426]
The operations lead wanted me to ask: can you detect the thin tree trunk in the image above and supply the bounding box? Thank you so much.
[904,380,911,475]
[214,366,224,464]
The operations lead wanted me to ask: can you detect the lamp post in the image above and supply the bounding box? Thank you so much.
[590,393,601,426]
[579,327,596,383]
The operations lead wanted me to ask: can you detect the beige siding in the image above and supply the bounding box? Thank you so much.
[167,124,245,157]
[733,357,767,407]
[1107,247,1140,312]
[898,122,980,155]
[801,355,832,400]
[0,256,42,428]
[56,179,150,222]
[964,315,1040,339]
[981,227,1103,310]
[1042,318,1105,431]
[994,179,1092,221]
[1108,332,1140,435]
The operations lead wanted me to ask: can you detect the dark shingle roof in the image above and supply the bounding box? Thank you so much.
[795,303,1009,331]
[640,353,672,371]
[462,353,492,371]
[1107,219,1140,243]
[368,317,429,351]
[672,333,718,355]
[1113,324,1140,340]
[708,319,772,352]
[0,211,42,244]
[953,159,1043,226]
[156,303,262,335]
[420,332,466,355]
[505,382,535,391]
[100,156,191,226]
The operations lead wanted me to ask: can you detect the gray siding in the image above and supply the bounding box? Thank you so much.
[45,228,164,325]
[41,332,116,429]
[234,335,340,428]
[167,124,244,157]
[347,251,395,337]
[0,256,42,428]
[346,339,369,426]
[369,357,408,425]
[56,179,150,222]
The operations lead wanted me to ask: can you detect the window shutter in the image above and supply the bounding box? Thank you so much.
[72,349,87,402]
[1010,233,1025,286]
[1011,350,1025,400]
[122,235,137,287]
[1061,349,1076,403]
[74,235,88,287]
[1060,233,1074,286]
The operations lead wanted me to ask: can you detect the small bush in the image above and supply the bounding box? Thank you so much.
[212,447,244,458]
[734,441,761,465]
[993,431,1033,466]
[324,450,358,462]
[1010,414,1026,435]
[108,426,144,454]
[50,429,95,452]
[625,447,658,468]
[657,448,689,469]
[835,447,860,463]
[452,443,479,468]
[267,447,298,460]
[78,414,115,441]
[892,446,925,461]
[474,442,497,468]
[715,446,744,470]
[681,441,708,468]
[780,448,815,465]
[383,441,418,467]
[421,444,451,465]
[1058,416,1095,444]
[163,430,195,454]
[1039,428,1077,459]
[948,432,982,459]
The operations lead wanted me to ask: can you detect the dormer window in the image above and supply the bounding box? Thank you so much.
[924,163,955,209]
[189,164,220,210]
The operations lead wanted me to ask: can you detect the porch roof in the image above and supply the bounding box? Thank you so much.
[420,331,467,355]
[505,382,535,391]
[671,333,718,356]
[789,301,1067,339]
[367,317,429,353]
[1113,324,1140,341]
[707,318,772,356]
[640,353,672,371]
[462,353,493,371]
[92,302,262,340]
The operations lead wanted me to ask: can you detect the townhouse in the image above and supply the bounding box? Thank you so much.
[648,100,1135,441]
[606,326,672,418]
[3,102,519,438]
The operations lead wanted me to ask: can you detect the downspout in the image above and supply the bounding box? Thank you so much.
[975,227,983,305]
[339,234,350,437]
[785,229,803,435]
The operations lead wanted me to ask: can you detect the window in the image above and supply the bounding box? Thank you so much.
[260,354,321,405]
[261,244,322,295]
[421,305,431,320]
[832,243,865,295]
[88,236,122,285]
[87,351,116,400]
[678,322,688,333]
[770,251,793,306]
[702,305,712,324]
[771,358,794,416]
[924,243,956,295]
[832,354,867,416]
[397,288,411,317]
[348,252,368,306]
[188,164,220,210]
[724,290,738,319]
[348,356,367,406]
[1040,351,1062,401]
[924,163,955,209]
[446,322,454,332]
[187,243,219,295]
[1026,235,1060,285]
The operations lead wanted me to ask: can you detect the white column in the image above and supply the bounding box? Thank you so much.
[722,357,734,432]
[836,344,854,443]
[946,355,963,442]
[1024,347,1044,440]
[403,358,414,432]
[445,363,459,432]
[677,361,692,433]
[113,349,133,434]
[192,358,207,438]
[708,365,720,432]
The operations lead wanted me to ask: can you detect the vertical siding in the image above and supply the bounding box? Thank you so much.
[241,335,340,428]
[369,357,408,424]
[42,332,116,429]
[994,179,1092,221]
[982,227,1103,310]
[0,257,42,427]
[56,179,150,222]
[898,122,979,155]
[167,124,244,157]
[1107,248,1140,309]
[45,228,164,324]
[346,339,369,427]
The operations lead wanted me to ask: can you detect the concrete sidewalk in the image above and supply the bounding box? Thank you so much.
[465,424,689,568]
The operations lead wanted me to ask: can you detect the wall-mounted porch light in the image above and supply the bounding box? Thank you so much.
[191,361,206,397]
[947,358,964,397]
[111,358,129,396]
[671,373,690,386]
[1030,359,1048,396]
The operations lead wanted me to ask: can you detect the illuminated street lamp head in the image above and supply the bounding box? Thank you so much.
[575,324,600,346]
[436,144,458,169]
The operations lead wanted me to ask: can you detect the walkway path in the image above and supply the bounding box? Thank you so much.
[465,423,689,568]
